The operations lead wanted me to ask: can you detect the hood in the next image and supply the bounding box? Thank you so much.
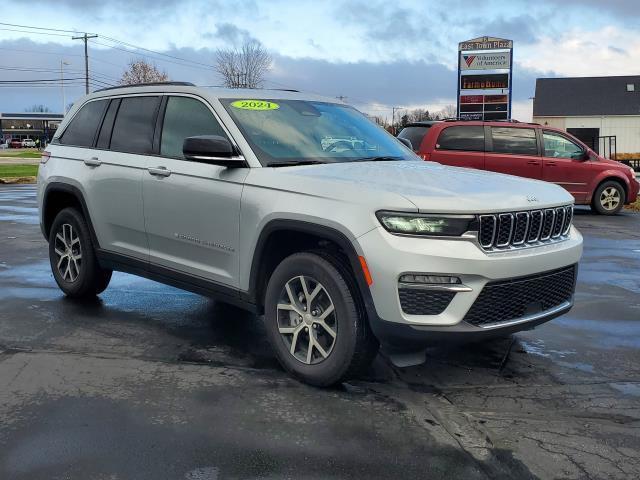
[263,160,574,213]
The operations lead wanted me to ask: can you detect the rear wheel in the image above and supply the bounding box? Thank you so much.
[263,252,378,386]
[592,180,625,215]
[49,207,112,298]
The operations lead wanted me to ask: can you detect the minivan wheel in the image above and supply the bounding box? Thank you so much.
[264,252,378,386]
[592,181,625,215]
[49,207,112,298]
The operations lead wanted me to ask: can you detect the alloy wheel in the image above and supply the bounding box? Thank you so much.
[276,275,337,365]
[54,223,82,282]
[600,186,621,211]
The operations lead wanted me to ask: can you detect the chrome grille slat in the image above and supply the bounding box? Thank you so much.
[476,205,573,252]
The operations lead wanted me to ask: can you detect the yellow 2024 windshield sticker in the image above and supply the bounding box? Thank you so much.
[231,100,279,111]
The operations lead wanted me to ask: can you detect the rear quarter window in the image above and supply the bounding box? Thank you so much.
[436,126,485,152]
[59,99,109,147]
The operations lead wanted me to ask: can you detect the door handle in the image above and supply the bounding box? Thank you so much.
[84,157,101,167]
[547,161,557,166]
[527,160,540,165]
[148,166,171,177]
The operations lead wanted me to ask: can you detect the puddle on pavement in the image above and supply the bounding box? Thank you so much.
[609,382,640,397]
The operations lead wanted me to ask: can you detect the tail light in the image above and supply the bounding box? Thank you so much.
[41,151,51,164]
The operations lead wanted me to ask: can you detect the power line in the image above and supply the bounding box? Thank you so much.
[0,28,71,38]
[0,22,92,34]
[90,39,213,71]
[0,77,85,83]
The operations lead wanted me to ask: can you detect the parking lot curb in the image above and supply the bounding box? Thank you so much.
[0,176,36,184]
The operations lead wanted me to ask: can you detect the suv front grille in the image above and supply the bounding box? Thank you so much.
[478,206,573,251]
[463,265,576,327]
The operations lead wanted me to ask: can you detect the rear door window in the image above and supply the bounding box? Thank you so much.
[436,126,485,151]
[491,127,538,156]
[397,126,430,151]
[59,99,108,147]
[160,96,228,159]
[96,98,120,149]
[110,96,161,154]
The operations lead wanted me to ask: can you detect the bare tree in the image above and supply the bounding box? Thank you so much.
[439,104,457,119]
[119,59,169,85]
[25,104,51,113]
[215,41,272,88]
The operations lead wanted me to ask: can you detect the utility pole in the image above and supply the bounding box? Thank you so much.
[391,106,400,131]
[72,33,98,94]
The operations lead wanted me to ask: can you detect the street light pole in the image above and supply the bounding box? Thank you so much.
[61,60,70,114]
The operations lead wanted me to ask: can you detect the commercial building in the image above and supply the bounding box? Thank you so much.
[533,76,640,156]
[0,112,64,144]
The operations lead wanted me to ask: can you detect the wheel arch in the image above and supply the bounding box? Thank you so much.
[42,182,100,247]
[588,173,629,204]
[247,219,377,319]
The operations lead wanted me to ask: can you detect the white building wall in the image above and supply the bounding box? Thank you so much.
[533,115,640,154]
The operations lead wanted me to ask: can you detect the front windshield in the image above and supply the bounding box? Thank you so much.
[221,98,416,166]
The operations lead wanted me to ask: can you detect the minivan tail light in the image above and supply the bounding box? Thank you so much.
[41,151,51,164]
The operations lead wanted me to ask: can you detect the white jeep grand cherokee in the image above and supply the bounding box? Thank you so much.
[37,83,583,386]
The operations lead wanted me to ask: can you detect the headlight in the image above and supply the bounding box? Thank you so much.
[376,211,477,236]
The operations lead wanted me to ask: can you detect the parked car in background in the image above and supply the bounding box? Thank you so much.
[9,138,22,148]
[22,138,36,148]
[399,120,639,215]
[0,141,8,150]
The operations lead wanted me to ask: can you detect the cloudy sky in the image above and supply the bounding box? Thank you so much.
[0,0,638,121]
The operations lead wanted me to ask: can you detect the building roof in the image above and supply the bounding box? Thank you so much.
[0,112,64,121]
[533,76,640,117]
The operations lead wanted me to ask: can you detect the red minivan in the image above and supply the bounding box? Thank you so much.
[398,120,639,215]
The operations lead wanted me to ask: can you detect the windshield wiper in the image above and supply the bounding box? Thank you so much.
[268,160,328,167]
[351,156,404,162]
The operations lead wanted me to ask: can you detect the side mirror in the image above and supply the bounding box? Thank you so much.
[398,137,413,150]
[182,135,245,167]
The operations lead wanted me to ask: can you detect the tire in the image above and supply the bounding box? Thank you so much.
[263,252,379,387]
[592,180,625,215]
[48,207,112,298]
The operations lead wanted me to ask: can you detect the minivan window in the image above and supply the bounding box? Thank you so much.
[59,99,108,147]
[491,127,538,156]
[543,131,584,159]
[398,126,430,151]
[436,126,484,151]
[110,96,161,154]
[161,96,228,159]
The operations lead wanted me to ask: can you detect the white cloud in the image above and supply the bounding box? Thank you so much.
[518,26,640,77]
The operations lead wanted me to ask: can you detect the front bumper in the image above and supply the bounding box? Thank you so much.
[356,225,583,348]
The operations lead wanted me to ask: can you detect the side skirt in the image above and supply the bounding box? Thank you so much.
[96,249,258,313]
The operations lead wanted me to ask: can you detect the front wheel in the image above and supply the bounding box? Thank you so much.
[592,181,625,215]
[263,252,378,386]
[49,207,112,298]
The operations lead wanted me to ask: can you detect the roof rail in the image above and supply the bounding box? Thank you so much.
[442,117,541,126]
[94,81,195,92]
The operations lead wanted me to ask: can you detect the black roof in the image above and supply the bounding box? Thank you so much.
[403,121,440,127]
[534,76,640,117]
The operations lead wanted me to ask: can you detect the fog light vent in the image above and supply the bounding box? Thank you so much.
[399,274,461,285]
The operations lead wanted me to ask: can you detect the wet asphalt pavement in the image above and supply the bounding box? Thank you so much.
[0,184,639,480]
